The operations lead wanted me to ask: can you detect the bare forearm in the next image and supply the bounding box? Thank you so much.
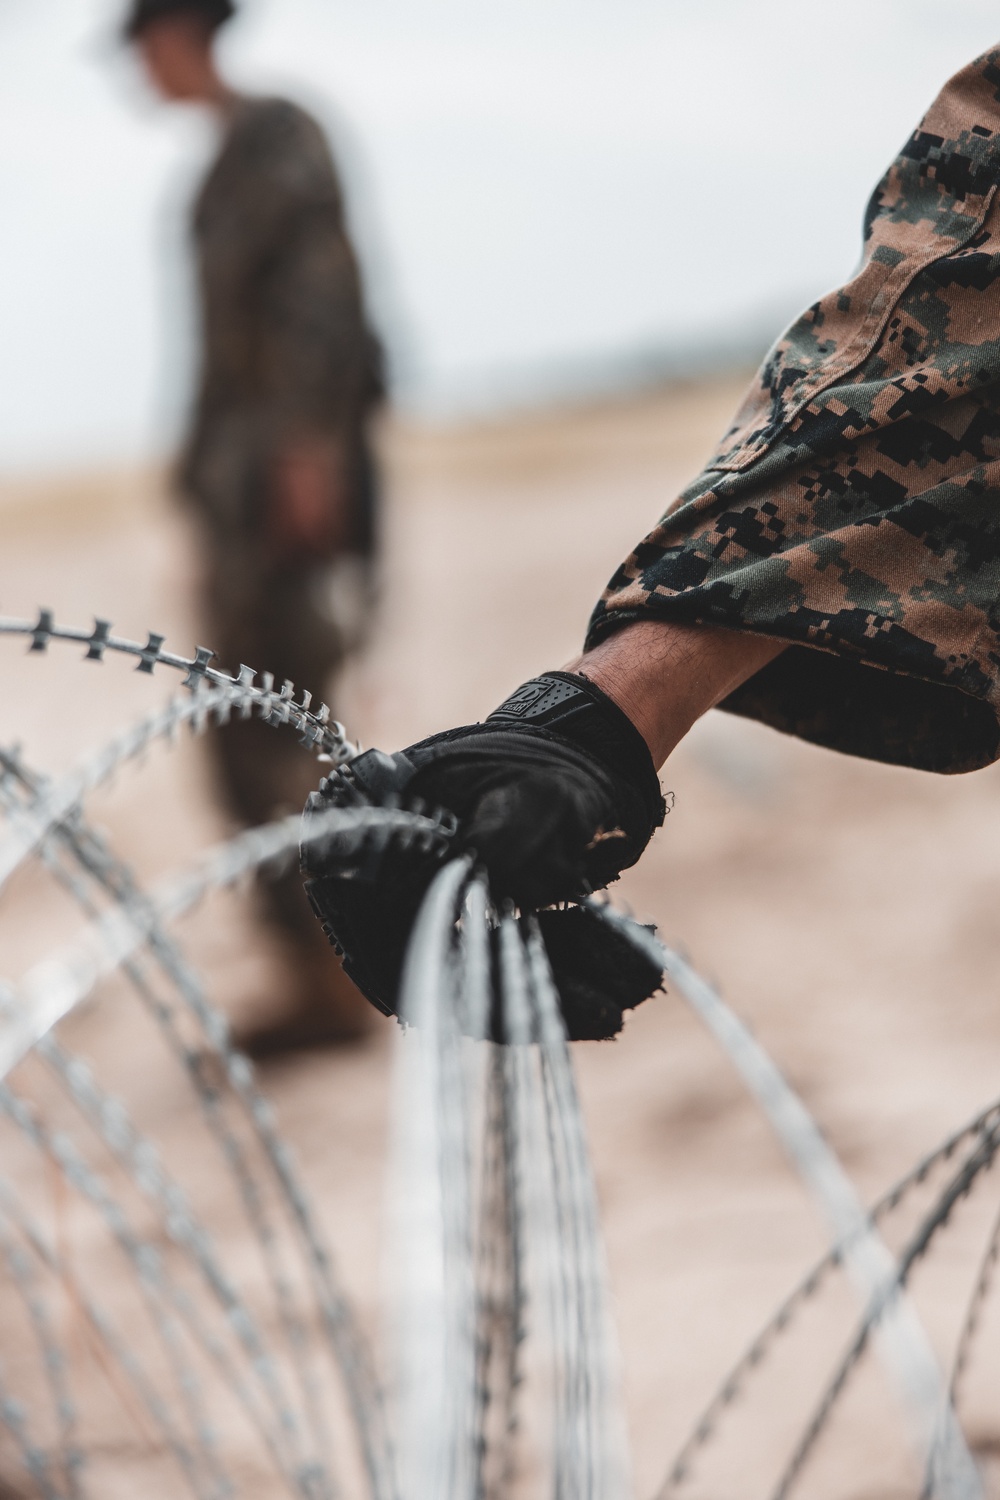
[566,620,785,769]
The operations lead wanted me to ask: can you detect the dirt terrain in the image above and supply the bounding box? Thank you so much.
[2,374,1000,1498]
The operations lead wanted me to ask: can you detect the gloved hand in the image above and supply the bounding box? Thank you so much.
[301,672,667,1039]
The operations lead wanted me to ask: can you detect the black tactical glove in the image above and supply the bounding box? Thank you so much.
[301,672,667,1040]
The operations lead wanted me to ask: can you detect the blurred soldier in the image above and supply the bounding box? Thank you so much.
[126,0,382,1052]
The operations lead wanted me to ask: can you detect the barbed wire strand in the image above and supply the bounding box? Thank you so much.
[40,984,331,1491]
[4,612,987,1496]
[0,1356,63,1500]
[458,880,523,1498]
[771,1117,1000,1500]
[0,612,356,760]
[499,912,574,1491]
[36,810,395,1500]
[499,915,575,1492]
[0,802,420,1500]
[587,901,982,1500]
[0,1085,262,1500]
[928,1192,1000,1499]
[661,1096,1000,1491]
[948,1197,1000,1414]
[33,1037,330,1500]
[0,664,356,900]
[0,1212,81,1499]
[390,857,482,1500]
[473,1025,526,1496]
[915,1195,1000,1500]
[526,917,634,1500]
[444,882,493,1498]
[495,910,632,1498]
[0,804,434,1080]
[0,1176,229,1497]
[0,748,339,1488]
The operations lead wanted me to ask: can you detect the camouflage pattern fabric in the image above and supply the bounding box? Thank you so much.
[587,48,1000,774]
[180,94,381,553]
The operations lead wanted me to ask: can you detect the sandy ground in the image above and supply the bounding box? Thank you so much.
[3,375,1000,1498]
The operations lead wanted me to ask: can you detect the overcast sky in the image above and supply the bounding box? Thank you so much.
[0,0,998,471]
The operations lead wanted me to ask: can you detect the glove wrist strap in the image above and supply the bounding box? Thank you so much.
[487,671,665,832]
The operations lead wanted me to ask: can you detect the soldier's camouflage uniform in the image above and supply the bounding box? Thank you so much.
[180,94,381,945]
[588,47,1000,775]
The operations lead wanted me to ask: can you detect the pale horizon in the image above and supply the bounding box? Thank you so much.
[0,0,998,472]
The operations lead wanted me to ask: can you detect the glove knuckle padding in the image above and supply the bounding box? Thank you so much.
[300,672,667,1039]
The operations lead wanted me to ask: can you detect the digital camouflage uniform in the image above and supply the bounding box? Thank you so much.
[180,94,382,945]
[588,48,1000,775]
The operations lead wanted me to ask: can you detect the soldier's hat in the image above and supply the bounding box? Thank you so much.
[123,0,236,39]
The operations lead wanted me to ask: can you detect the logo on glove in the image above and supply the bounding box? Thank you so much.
[492,677,581,721]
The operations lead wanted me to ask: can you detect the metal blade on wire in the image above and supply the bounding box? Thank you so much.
[775,1116,1000,1500]
[497,913,569,1494]
[38,818,390,1499]
[588,902,981,1500]
[0,804,437,1081]
[461,879,524,1500]
[663,1094,1000,1493]
[0,802,413,1500]
[525,919,633,1500]
[0,686,251,896]
[0,1174,248,1496]
[0,1357,64,1500]
[0,1211,82,1499]
[390,871,634,1500]
[389,857,478,1500]
[0,772,333,1494]
[0,1086,241,1500]
[498,912,632,1500]
[0,752,337,1485]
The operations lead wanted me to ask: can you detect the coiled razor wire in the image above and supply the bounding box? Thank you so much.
[587,903,982,1498]
[0,798,415,1496]
[1,617,1000,1496]
[0,1171,227,1495]
[0,752,365,1485]
[388,862,632,1499]
[659,1092,1000,1494]
[0,1207,82,1499]
[0,610,356,761]
[0,634,398,1497]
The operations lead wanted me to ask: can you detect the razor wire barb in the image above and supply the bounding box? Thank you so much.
[389,863,632,1499]
[589,903,983,1500]
[948,1197,1000,1411]
[0,1171,234,1500]
[0,744,397,1500]
[0,608,372,898]
[0,1208,83,1499]
[660,1093,1000,1492]
[0,802,433,1495]
[0,608,357,757]
[1,798,451,1082]
[771,1116,1000,1500]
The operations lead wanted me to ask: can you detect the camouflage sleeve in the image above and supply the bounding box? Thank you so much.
[587,48,1000,775]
